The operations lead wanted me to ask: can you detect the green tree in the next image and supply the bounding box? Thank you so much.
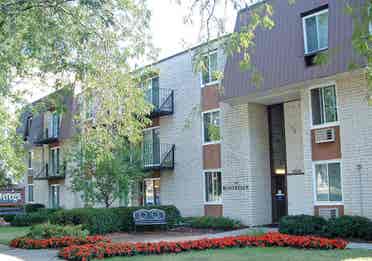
[69,128,145,208]
[0,0,154,183]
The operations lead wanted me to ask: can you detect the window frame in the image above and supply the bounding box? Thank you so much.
[309,82,339,129]
[142,126,161,168]
[200,50,219,87]
[49,184,60,208]
[28,184,34,203]
[312,159,343,206]
[202,109,221,145]
[302,9,329,55]
[49,146,61,176]
[203,169,223,205]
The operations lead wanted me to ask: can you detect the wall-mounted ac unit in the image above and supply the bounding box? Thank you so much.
[319,208,339,219]
[315,128,335,144]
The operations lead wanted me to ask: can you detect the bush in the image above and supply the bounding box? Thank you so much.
[279,215,372,241]
[1,215,16,223]
[27,223,89,239]
[183,216,242,230]
[24,203,45,213]
[50,205,181,234]
[11,212,48,227]
[279,215,328,236]
[327,215,372,240]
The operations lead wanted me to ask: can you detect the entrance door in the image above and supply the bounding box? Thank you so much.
[268,104,288,223]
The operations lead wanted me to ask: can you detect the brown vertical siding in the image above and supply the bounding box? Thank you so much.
[311,126,341,161]
[203,144,221,169]
[202,85,220,111]
[204,205,223,217]
[314,205,344,216]
[27,176,33,184]
[223,0,365,101]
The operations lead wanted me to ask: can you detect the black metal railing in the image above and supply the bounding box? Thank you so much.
[145,88,174,117]
[34,163,66,180]
[142,142,175,170]
[34,127,60,145]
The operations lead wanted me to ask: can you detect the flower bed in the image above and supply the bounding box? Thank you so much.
[10,235,111,249]
[59,233,348,261]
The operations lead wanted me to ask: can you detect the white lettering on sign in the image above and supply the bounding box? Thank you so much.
[0,192,22,202]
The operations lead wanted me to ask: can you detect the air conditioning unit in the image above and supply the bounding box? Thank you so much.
[315,128,335,144]
[319,208,339,219]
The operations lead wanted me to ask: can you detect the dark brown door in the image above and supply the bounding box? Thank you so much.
[268,104,288,223]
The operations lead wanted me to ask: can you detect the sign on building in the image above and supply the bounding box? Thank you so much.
[0,189,25,206]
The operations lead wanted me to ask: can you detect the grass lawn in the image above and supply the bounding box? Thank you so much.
[94,247,372,261]
[0,226,30,245]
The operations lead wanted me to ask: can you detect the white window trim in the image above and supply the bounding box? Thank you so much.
[202,109,221,145]
[203,169,223,205]
[302,9,329,55]
[312,159,344,206]
[308,82,340,130]
[27,184,34,203]
[200,50,219,88]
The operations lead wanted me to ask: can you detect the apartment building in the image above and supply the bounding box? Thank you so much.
[20,0,372,225]
[20,42,226,217]
[221,0,372,225]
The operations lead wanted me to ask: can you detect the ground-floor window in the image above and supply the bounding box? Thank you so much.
[49,184,60,208]
[314,161,342,202]
[143,178,160,206]
[28,184,34,203]
[204,171,222,203]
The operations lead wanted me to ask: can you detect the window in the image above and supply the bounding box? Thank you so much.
[314,161,342,202]
[205,171,222,203]
[49,185,60,208]
[143,128,160,166]
[201,51,218,86]
[28,184,34,203]
[311,85,338,126]
[303,9,328,54]
[25,116,32,139]
[49,147,60,176]
[142,77,160,108]
[143,178,160,206]
[28,151,32,169]
[46,112,60,138]
[203,110,220,144]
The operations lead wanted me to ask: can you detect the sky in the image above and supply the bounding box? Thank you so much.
[18,1,238,103]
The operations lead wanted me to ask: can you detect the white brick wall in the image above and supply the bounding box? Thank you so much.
[220,102,272,225]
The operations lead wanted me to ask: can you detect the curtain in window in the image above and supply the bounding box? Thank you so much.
[305,16,318,53]
[316,164,329,201]
[328,163,342,201]
[318,12,329,50]
[323,85,338,123]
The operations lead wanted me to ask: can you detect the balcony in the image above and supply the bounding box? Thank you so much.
[34,128,60,145]
[143,143,175,171]
[33,163,66,180]
[145,88,174,118]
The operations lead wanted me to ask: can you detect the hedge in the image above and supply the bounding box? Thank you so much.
[183,216,242,230]
[50,206,181,234]
[10,208,59,227]
[279,215,372,241]
[24,203,45,213]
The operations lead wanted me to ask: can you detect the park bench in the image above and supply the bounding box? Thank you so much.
[133,209,167,232]
[0,206,24,215]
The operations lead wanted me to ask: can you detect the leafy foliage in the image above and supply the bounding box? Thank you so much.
[26,223,89,239]
[183,216,242,230]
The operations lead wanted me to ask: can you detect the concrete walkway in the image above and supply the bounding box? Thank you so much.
[0,228,371,261]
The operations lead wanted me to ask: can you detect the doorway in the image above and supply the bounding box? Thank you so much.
[268,104,288,223]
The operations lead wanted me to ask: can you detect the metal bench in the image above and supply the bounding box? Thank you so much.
[133,209,167,232]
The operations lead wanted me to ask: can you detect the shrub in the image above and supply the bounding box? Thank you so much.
[183,216,242,230]
[50,205,181,234]
[1,215,16,223]
[327,215,372,240]
[11,212,48,227]
[24,203,45,213]
[279,215,328,236]
[59,233,348,260]
[27,223,89,239]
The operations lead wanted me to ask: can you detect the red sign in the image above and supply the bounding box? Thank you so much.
[0,188,25,206]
